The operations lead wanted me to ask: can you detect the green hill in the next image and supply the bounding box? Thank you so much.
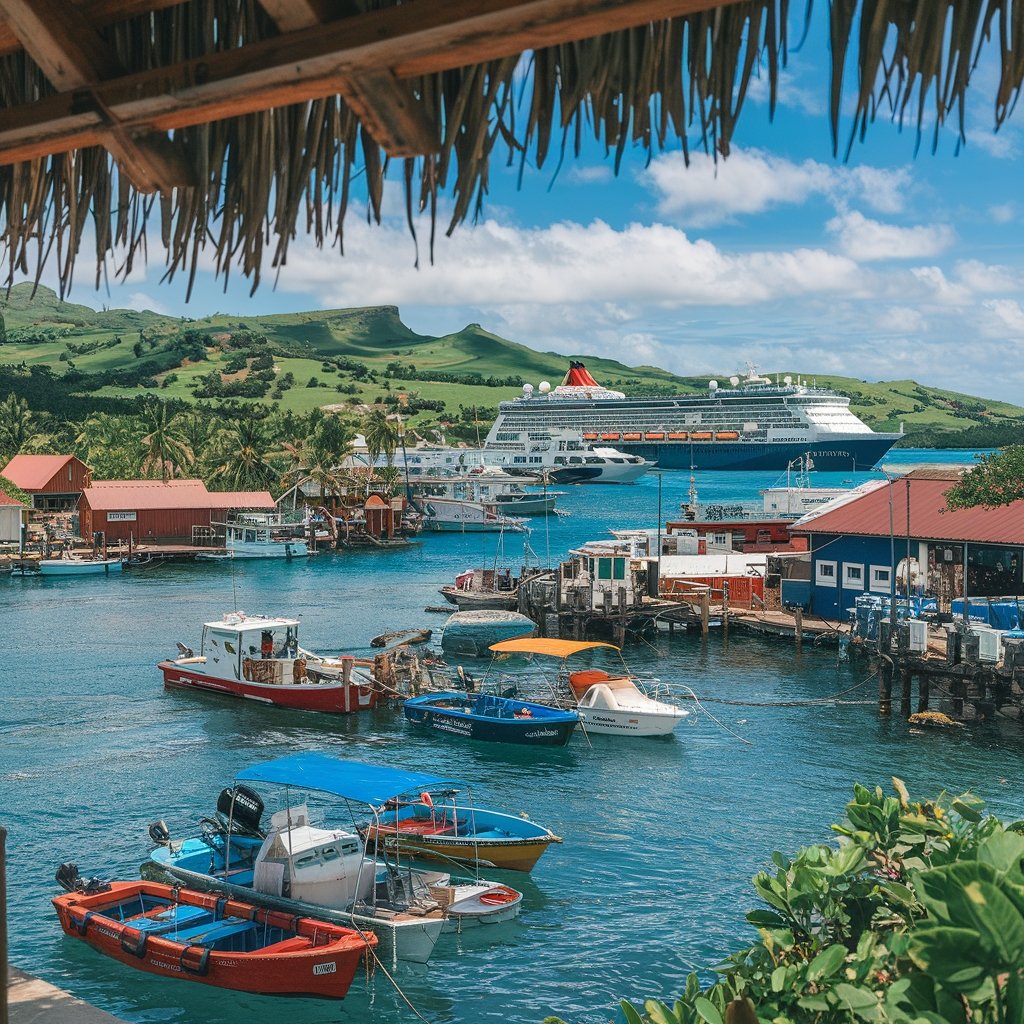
[1,284,1023,447]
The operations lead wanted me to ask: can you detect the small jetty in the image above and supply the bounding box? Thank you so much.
[8,966,127,1023]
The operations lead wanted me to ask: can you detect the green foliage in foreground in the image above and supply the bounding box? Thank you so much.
[944,446,1024,510]
[546,781,1024,1024]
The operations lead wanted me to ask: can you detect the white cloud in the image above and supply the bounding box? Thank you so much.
[953,260,1021,294]
[642,148,916,226]
[827,211,954,262]
[568,165,614,185]
[982,298,1024,336]
[273,216,864,311]
[126,291,172,316]
[989,202,1016,224]
[966,127,1017,159]
[909,266,972,306]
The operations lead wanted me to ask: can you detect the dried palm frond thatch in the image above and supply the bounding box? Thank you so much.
[0,0,1020,296]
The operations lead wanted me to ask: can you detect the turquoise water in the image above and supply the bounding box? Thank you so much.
[2,449,1019,1024]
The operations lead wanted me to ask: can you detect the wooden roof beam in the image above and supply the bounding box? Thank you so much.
[0,0,736,167]
[0,0,194,191]
[257,0,439,158]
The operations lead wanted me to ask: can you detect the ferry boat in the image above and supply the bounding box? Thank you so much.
[198,512,312,560]
[485,363,902,471]
[347,431,650,484]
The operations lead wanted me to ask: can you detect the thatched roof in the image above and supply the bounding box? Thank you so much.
[0,0,1019,296]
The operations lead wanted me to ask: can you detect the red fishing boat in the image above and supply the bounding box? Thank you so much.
[53,874,375,998]
[159,613,381,714]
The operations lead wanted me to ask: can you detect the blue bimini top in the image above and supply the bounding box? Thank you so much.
[236,752,459,806]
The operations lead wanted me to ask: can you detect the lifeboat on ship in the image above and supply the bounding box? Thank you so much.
[690,431,712,441]
[582,432,599,441]
[644,432,665,441]
[622,432,642,441]
[600,433,621,441]
[666,432,688,441]
[715,431,739,441]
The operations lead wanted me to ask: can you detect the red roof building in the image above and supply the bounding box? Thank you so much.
[79,479,276,544]
[789,469,1024,617]
[1,454,90,510]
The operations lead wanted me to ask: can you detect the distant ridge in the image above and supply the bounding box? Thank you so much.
[2,284,1023,446]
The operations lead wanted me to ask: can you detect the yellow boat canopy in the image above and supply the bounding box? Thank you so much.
[488,638,620,658]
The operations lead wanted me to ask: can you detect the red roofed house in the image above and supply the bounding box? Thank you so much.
[0,490,25,544]
[79,479,277,544]
[2,454,90,510]
[789,469,1024,619]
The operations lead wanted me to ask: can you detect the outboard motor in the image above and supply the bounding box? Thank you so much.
[216,785,265,838]
[55,862,110,895]
[148,820,171,846]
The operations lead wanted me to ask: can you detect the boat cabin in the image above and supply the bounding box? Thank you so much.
[200,614,302,683]
[253,807,375,910]
[558,541,650,612]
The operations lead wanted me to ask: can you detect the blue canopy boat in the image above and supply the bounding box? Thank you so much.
[147,753,522,965]
[403,692,578,746]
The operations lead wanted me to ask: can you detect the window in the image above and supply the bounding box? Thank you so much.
[843,563,864,588]
[712,532,728,546]
[816,560,837,587]
[597,559,612,580]
[869,565,892,594]
[613,557,626,580]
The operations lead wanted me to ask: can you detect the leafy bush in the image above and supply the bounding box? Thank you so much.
[551,781,1024,1024]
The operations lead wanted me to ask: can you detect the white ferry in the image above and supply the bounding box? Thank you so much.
[486,363,903,471]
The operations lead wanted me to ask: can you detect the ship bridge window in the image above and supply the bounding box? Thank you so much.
[569,457,583,464]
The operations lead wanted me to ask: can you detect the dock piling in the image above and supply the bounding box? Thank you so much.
[879,665,892,716]
[900,670,912,718]
[918,673,930,714]
[794,607,803,644]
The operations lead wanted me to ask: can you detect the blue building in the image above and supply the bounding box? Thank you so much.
[788,469,1024,621]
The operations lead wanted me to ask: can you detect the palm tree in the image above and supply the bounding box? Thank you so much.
[206,419,281,492]
[363,409,399,467]
[0,393,36,460]
[140,400,193,482]
[75,413,143,479]
[174,411,215,473]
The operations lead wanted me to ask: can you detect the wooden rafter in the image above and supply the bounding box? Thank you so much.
[256,0,440,158]
[0,0,734,168]
[0,0,194,190]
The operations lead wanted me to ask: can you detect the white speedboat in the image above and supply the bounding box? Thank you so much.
[420,496,527,533]
[567,669,690,737]
[488,638,690,737]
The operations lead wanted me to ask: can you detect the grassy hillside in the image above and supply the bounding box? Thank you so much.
[2,284,1022,445]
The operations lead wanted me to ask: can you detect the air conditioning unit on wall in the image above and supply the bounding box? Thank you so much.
[973,627,1002,664]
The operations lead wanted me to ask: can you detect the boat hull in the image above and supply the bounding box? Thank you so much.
[439,587,519,611]
[404,693,578,747]
[373,830,555,872]
[440,611,536,656]
[148,852,443,965]
[53,881,371,998]
[38,558,123,575]
[578,707,684,737]
[159,662,379,714]
[615,435,900,471]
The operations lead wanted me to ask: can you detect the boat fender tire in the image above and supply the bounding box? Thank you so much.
[180,945,210,977]
[214,896,228,919]
[120,929,148,958]
[74,910,95,936]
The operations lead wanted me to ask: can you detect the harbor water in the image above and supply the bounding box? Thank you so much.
[1,449,1018,1024]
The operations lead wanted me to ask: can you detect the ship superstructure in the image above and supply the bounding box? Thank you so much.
[484,363,902,471]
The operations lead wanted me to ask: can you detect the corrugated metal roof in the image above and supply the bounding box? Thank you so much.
[2,454,75,490]
[791,472,1024,545]
[83,479,211,511]
[0,491,24,507]
[209,491,276,509]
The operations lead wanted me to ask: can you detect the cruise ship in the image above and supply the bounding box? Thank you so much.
[484,363,903,471]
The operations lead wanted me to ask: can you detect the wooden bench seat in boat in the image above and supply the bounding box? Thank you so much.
[127,904,213,934]
[168,918,257,945]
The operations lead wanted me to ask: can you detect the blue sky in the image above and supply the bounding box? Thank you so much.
[28,6,1024,403]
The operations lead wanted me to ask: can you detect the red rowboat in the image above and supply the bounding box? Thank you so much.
[53,879,375,998]
[159,613,381,714]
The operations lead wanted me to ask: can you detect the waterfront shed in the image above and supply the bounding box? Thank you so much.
[0,491,24,543]
[79,480,276,544]
[1,454,90,511]
[789,469,1024,620]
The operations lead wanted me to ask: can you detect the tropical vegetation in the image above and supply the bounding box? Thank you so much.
[551,781,1024,1024]
[944,446,1024,511]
